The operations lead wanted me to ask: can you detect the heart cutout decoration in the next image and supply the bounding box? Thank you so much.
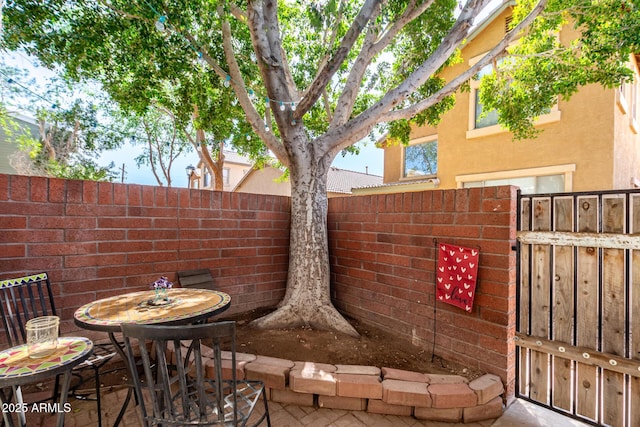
[436,243,479,312]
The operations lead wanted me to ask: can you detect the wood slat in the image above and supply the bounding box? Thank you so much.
[601,198,626,356]
[516,231,640,249]
[529,350,549,404]
[529,198,551,405]
[552,356,573,412]
[576,363,598,422]
[518,347,530,396]
[602,371,625,427]
[575,196,599,421]
[577,196,599,233]
[601,247,625,356]
[552,197,574,411]
[518,197,531,397]
[601,196,627,426]
[519,198,531,335]
[516,333,640,378]
[631,377,640,427]
[518,191,640,426]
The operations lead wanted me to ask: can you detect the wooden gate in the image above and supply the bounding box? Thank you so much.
[517,190,640,426]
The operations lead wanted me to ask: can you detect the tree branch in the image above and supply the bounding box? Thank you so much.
[329,0,436,129]
[382,0,549,122]
[296,0,382,116]
[97,0,152,23]
[374,0,435,50]
[142,117,163,186]
[322,0,543,156]
[218,5,289,166]
[330,7,382,128]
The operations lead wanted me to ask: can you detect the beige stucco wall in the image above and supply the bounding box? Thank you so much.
[234,166,352,198]
[224,162,251,191]
[384,6,636,193]
[235,166,291,196]
[612,56,640,189]
[193,159,251,191]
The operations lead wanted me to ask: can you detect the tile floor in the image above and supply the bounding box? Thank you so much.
[16,385,590,427]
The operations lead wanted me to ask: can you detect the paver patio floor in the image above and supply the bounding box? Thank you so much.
[19,385,590,427]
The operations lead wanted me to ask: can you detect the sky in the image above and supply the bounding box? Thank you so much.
[2,0,506,188]
[3,51,384,188]
[101,139,384,188]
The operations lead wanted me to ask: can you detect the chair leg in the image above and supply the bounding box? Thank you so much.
[52,375,61,407]
[0,388,14,427]
[94,366,102,427]
[262,391,271,427]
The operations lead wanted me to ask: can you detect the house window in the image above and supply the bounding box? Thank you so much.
[473,64,499,129]
[631,75,639,131]
[617,67,640,133]
[403,139,437,178]
[466,51,561,139]
[463,175,563,195]
[203,168,211,188]
[456,164,575,195]
[223,167,230,185]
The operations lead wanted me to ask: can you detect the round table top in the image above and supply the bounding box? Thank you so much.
[74,288,231,332]
[0,337,93,386]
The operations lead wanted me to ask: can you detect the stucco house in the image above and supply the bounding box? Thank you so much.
[234,164,383,198]
[187,150,252,191]
[0,114,39,175]
[371,2,640,196]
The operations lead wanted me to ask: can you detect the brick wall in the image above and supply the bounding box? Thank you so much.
[328,187,518,401]
[0,174,517,400]
[0,174,290,334]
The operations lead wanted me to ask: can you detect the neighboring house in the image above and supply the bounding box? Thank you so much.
[0,114,39,175]
[187,150,252,191]
[374,2,640,196]
[235,165,383,198]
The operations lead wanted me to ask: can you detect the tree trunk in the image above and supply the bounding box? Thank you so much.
[250,153,358,337]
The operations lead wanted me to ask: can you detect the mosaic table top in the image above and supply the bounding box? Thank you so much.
[74,288,231,332]
[0,337,93,385]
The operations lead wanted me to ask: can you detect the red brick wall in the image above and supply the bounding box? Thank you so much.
[0,174,290,333]
[328,187,518,401]
[0,174,518,399]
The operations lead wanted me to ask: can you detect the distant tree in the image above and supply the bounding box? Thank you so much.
[0,62,120,180]
[124,106,188,187]
[4,0,638,335]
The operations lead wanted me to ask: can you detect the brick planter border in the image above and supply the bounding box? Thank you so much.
[226,353,504,423]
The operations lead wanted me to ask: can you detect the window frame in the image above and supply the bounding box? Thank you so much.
[455,164,575,193]
[401,136,438,181]
[616,61,640,134]
[466,52,561,140]
[223,167,231,185]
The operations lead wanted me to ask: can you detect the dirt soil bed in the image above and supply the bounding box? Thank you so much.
[219,307,485,381]
[29,307,485,396]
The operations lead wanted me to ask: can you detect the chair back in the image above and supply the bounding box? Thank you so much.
[0,273,57,347]
[121,321,244,426]
[177,269,216,290]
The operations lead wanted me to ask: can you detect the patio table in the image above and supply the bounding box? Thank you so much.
[0,337,93,427]
[73,288,231,426]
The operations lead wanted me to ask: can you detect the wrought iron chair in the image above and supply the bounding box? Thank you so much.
[177,268,216,290]
[0,273,115,427]
[121,321,270,427]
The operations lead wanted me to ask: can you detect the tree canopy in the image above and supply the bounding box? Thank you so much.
[0,60,121,180]
[3,0,639,334]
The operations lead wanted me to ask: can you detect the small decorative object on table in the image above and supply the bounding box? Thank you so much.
[150,276,173,306]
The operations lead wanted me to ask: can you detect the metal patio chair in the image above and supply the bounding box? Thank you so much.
[121,321,270,427]
[177,268,216,291]
[0,273,115,427]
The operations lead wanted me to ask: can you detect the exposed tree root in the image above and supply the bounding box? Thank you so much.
[250,303,359,337]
